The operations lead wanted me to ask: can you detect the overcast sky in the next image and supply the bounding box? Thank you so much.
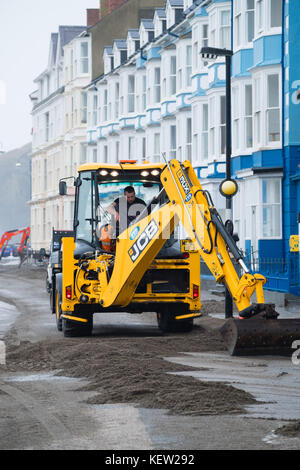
[0,0,99,152]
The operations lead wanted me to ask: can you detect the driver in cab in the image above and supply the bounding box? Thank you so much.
[106,186,146,235]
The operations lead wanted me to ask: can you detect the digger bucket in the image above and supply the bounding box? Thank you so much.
[220,317,300,356]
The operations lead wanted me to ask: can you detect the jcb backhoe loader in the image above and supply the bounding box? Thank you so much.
[53,159,300,355]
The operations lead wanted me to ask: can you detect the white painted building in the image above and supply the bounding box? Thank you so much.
[82,0,300,295]
[30,26,91,249]
[86,0,229,219]
[85,0,283,253]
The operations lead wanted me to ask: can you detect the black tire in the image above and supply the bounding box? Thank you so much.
[157,312,193,333]
[46,277,51,293]
[62,316,93,338]
[55,290,63,332]
[177,319,194,333]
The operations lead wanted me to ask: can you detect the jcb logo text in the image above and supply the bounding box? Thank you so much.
[128,221,159,262]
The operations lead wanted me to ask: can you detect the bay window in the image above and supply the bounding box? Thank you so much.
[186,118,192,161]
[154,133,160,163]
[186,46,192,87]
[92,94,97,126]
[128,75,135,113]
[267,74,280,142]
[170,125,176,158]
[262,178,281,237]
[103,89,108,122]
[81,92,87,123]
[103,145,108,163]
[201,103,208,161]
[232,87,239,152]
[220,95,226,155]
[80,42,89,74]
[234,0,242,48]
[245,84,253,148]
[116,141,120,162]
[80,143,87,163]
[246,0,254,42]
[245,176,282,241]
[220,10,231,49]
[128,137,135,159]
[256,0,264,34]
[115,82,119,119]
[170,56,176,95]
[210,13,216,46]
[254,77,261,145]
[270,0,282,28]
[193,40,198,70]
[142,75,146,111]
[202,24,208,47]
[154,68,161,104]
[209,96,215,157]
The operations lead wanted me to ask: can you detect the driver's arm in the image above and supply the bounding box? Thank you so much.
[106,201,120,222]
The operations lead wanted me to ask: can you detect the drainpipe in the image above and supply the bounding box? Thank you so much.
[281,0,288,286]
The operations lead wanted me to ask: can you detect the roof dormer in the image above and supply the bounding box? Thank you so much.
[103,46,114,74]
[166,0,184,29]
[127,29,140,57]
[154,8,167,37]
[139,19,155,47]
[113,39,127,68]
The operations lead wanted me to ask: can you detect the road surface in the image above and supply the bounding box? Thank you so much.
[0,261,299,450]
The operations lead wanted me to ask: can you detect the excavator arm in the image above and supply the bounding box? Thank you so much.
[57,158,300,355]
[0,227,30,259]
[99,159,300,356]
[102,159,265,314]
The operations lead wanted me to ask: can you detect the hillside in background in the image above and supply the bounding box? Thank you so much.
[0,143,31,237]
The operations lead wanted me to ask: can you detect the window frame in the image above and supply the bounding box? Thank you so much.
[80,41,89,74]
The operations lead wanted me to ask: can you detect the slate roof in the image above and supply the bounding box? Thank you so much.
[128,29,140,39]
[168,0,184,7]
[58,25,87,55]
[140,19,154,30]
[113,39,127,49]
[155,8,167,19]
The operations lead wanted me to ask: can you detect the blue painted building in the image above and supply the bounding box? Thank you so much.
[86,0,300,295]
[228,0,300,295]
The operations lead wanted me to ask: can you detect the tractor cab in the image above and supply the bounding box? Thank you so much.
[71,161,170,257]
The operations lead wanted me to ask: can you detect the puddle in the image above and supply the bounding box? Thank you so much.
[0,301,20,338]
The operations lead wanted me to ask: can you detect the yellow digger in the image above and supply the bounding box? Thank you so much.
[53,158,300,355]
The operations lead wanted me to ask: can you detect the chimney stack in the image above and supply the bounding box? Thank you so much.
[99,0,127,19]
[87,9,100,26]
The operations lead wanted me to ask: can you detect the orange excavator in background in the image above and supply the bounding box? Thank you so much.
[0,227,30,260]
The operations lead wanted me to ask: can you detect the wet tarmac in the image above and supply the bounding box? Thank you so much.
[0,301,19,339]
[0,264,300,450]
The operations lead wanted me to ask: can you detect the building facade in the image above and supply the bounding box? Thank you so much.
[85,0,300,295]
[30,26,90,250]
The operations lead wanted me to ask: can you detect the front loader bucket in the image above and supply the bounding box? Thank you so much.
[220,317,300,356]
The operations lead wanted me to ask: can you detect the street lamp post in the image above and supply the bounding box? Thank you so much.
[200,46,236,318]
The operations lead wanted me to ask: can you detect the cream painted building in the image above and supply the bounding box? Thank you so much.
[30,26,91,250]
